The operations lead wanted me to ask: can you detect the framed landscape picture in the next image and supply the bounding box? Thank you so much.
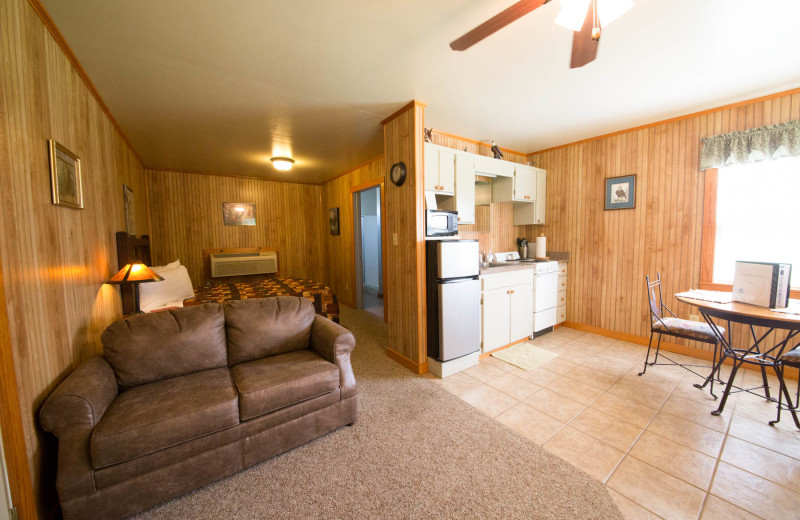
[329,208,340,235]
[605,174,636,210]
[48,139,84,209]
[222,202,256,225]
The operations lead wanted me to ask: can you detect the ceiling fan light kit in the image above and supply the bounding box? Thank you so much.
[450,0,633,68]
[270,157,295,171]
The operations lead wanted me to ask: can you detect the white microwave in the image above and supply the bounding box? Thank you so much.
[426,209,458,237]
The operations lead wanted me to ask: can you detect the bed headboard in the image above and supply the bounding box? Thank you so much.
[115,232,153,314]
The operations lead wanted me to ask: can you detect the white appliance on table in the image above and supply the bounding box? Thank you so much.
[425,239,481,377]
[493,252,559,336]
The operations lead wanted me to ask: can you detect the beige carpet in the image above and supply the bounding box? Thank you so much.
[492,343,559,371]
[133,306,621,519]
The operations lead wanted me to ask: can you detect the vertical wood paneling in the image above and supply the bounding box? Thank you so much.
[321,156,384,305]
[146,170,325,288]
[383,102,427,369]
[0,0,149,515]
[528,92,800,354]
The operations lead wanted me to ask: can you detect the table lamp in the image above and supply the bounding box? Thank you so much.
[108,262,164,313]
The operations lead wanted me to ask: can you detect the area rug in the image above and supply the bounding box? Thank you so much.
[133,307,620,520]
[492,342,559,371]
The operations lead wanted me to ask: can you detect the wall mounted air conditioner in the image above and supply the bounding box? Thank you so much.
[210,251,277,277]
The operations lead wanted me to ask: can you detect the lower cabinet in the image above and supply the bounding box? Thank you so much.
[480,270,534,354]
[557,262,567,324]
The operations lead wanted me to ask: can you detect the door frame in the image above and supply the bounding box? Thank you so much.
[350,178,387,322]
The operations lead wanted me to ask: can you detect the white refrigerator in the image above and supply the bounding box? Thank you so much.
[425,240,481,362]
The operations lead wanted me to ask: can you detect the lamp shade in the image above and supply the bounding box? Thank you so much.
[108,262,164,284]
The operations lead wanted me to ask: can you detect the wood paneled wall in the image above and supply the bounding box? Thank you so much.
[0,0,149,516]
[383,102,427,371]
[527,91,800,354]
[146,170,326,288]
[321,157,385,306]
[430,132,529,253]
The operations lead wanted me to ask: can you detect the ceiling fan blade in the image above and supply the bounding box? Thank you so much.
[569,4,599,69]
[450,0,552,51]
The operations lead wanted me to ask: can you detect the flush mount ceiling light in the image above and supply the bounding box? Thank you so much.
[270,157,295,172]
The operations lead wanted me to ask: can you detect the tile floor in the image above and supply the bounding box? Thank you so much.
[427,326,800,520]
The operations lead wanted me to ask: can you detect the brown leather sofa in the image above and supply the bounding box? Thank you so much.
[40,296,358,520]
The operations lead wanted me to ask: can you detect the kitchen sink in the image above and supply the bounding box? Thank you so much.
[479,261,515,269]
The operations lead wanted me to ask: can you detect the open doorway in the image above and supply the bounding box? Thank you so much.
[353,184,384,319]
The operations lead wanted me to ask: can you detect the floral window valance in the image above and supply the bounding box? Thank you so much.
[699,120,800,170]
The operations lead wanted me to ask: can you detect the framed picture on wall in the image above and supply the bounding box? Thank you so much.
[48,139,84,209]
[222,202,256,225]
[123,184,136,234]
[605,174,636,210]
[329,208,340,235]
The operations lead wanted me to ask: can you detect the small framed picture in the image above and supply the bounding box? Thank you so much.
[605,174,636,210]
[329,208,340,235]
[222,202,256,225]
[48,139,83,209]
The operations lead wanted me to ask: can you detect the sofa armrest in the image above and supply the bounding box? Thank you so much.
[310,315,357,399]
[40,355,118,438]
[39,355,118,500]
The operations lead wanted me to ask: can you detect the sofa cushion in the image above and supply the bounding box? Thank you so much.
[225,297,315,366]
[91,368,239,469]
[102,303,227,387]
[231,349,339,421]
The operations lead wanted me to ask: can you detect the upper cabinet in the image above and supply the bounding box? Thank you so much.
[424,143,455,195]
[474,155,514,178]
[512,168,547,225]
[437,148,476,224]
[491,164,540,203]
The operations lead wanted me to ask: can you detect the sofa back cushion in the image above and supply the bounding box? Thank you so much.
[102,303,227,387]
[225,297,314,366]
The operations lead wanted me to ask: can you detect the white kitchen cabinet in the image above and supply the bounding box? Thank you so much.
[423,143,455,195]
[491,165,535,203]
[511,168,547,225]
[480,269,534,354]
[474,154,514,178]
[509,282,534,340]
[481,288,511,352]
[557,262,567,324]
[440,152,475,224]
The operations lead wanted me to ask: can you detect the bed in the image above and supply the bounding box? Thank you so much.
[115,232,339,322]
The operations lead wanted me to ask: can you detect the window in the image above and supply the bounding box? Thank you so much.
[701,157,800,294]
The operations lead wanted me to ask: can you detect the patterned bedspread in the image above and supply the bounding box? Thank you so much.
[184,277,339,323]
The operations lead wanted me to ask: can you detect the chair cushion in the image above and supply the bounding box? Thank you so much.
[781,348,800,366]
[653,317,724,342]
[231,349,339,421]
[102,303,227,387]
[91,368,239,468]
[225,297,316,366]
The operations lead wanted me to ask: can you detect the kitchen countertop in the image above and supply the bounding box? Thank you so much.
[479,264,534,276]
[547,251,570,263]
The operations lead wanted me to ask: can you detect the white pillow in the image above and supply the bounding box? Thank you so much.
[139,264,195,312]
[151,259,181,272]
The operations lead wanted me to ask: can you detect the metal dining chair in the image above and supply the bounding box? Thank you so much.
[639,273,725,397]
[769,347,800,428]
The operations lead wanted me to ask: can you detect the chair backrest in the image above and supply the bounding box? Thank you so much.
[645,273,663,322]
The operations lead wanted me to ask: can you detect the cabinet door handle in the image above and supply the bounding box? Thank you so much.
[510,290,515,294]
[457,217,461,222]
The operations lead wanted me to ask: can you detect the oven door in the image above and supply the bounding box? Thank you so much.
[533,272,559,311]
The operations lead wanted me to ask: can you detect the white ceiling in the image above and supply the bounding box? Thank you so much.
[41,0,800,184]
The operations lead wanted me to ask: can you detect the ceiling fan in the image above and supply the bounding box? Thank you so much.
[450,0,633,68]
